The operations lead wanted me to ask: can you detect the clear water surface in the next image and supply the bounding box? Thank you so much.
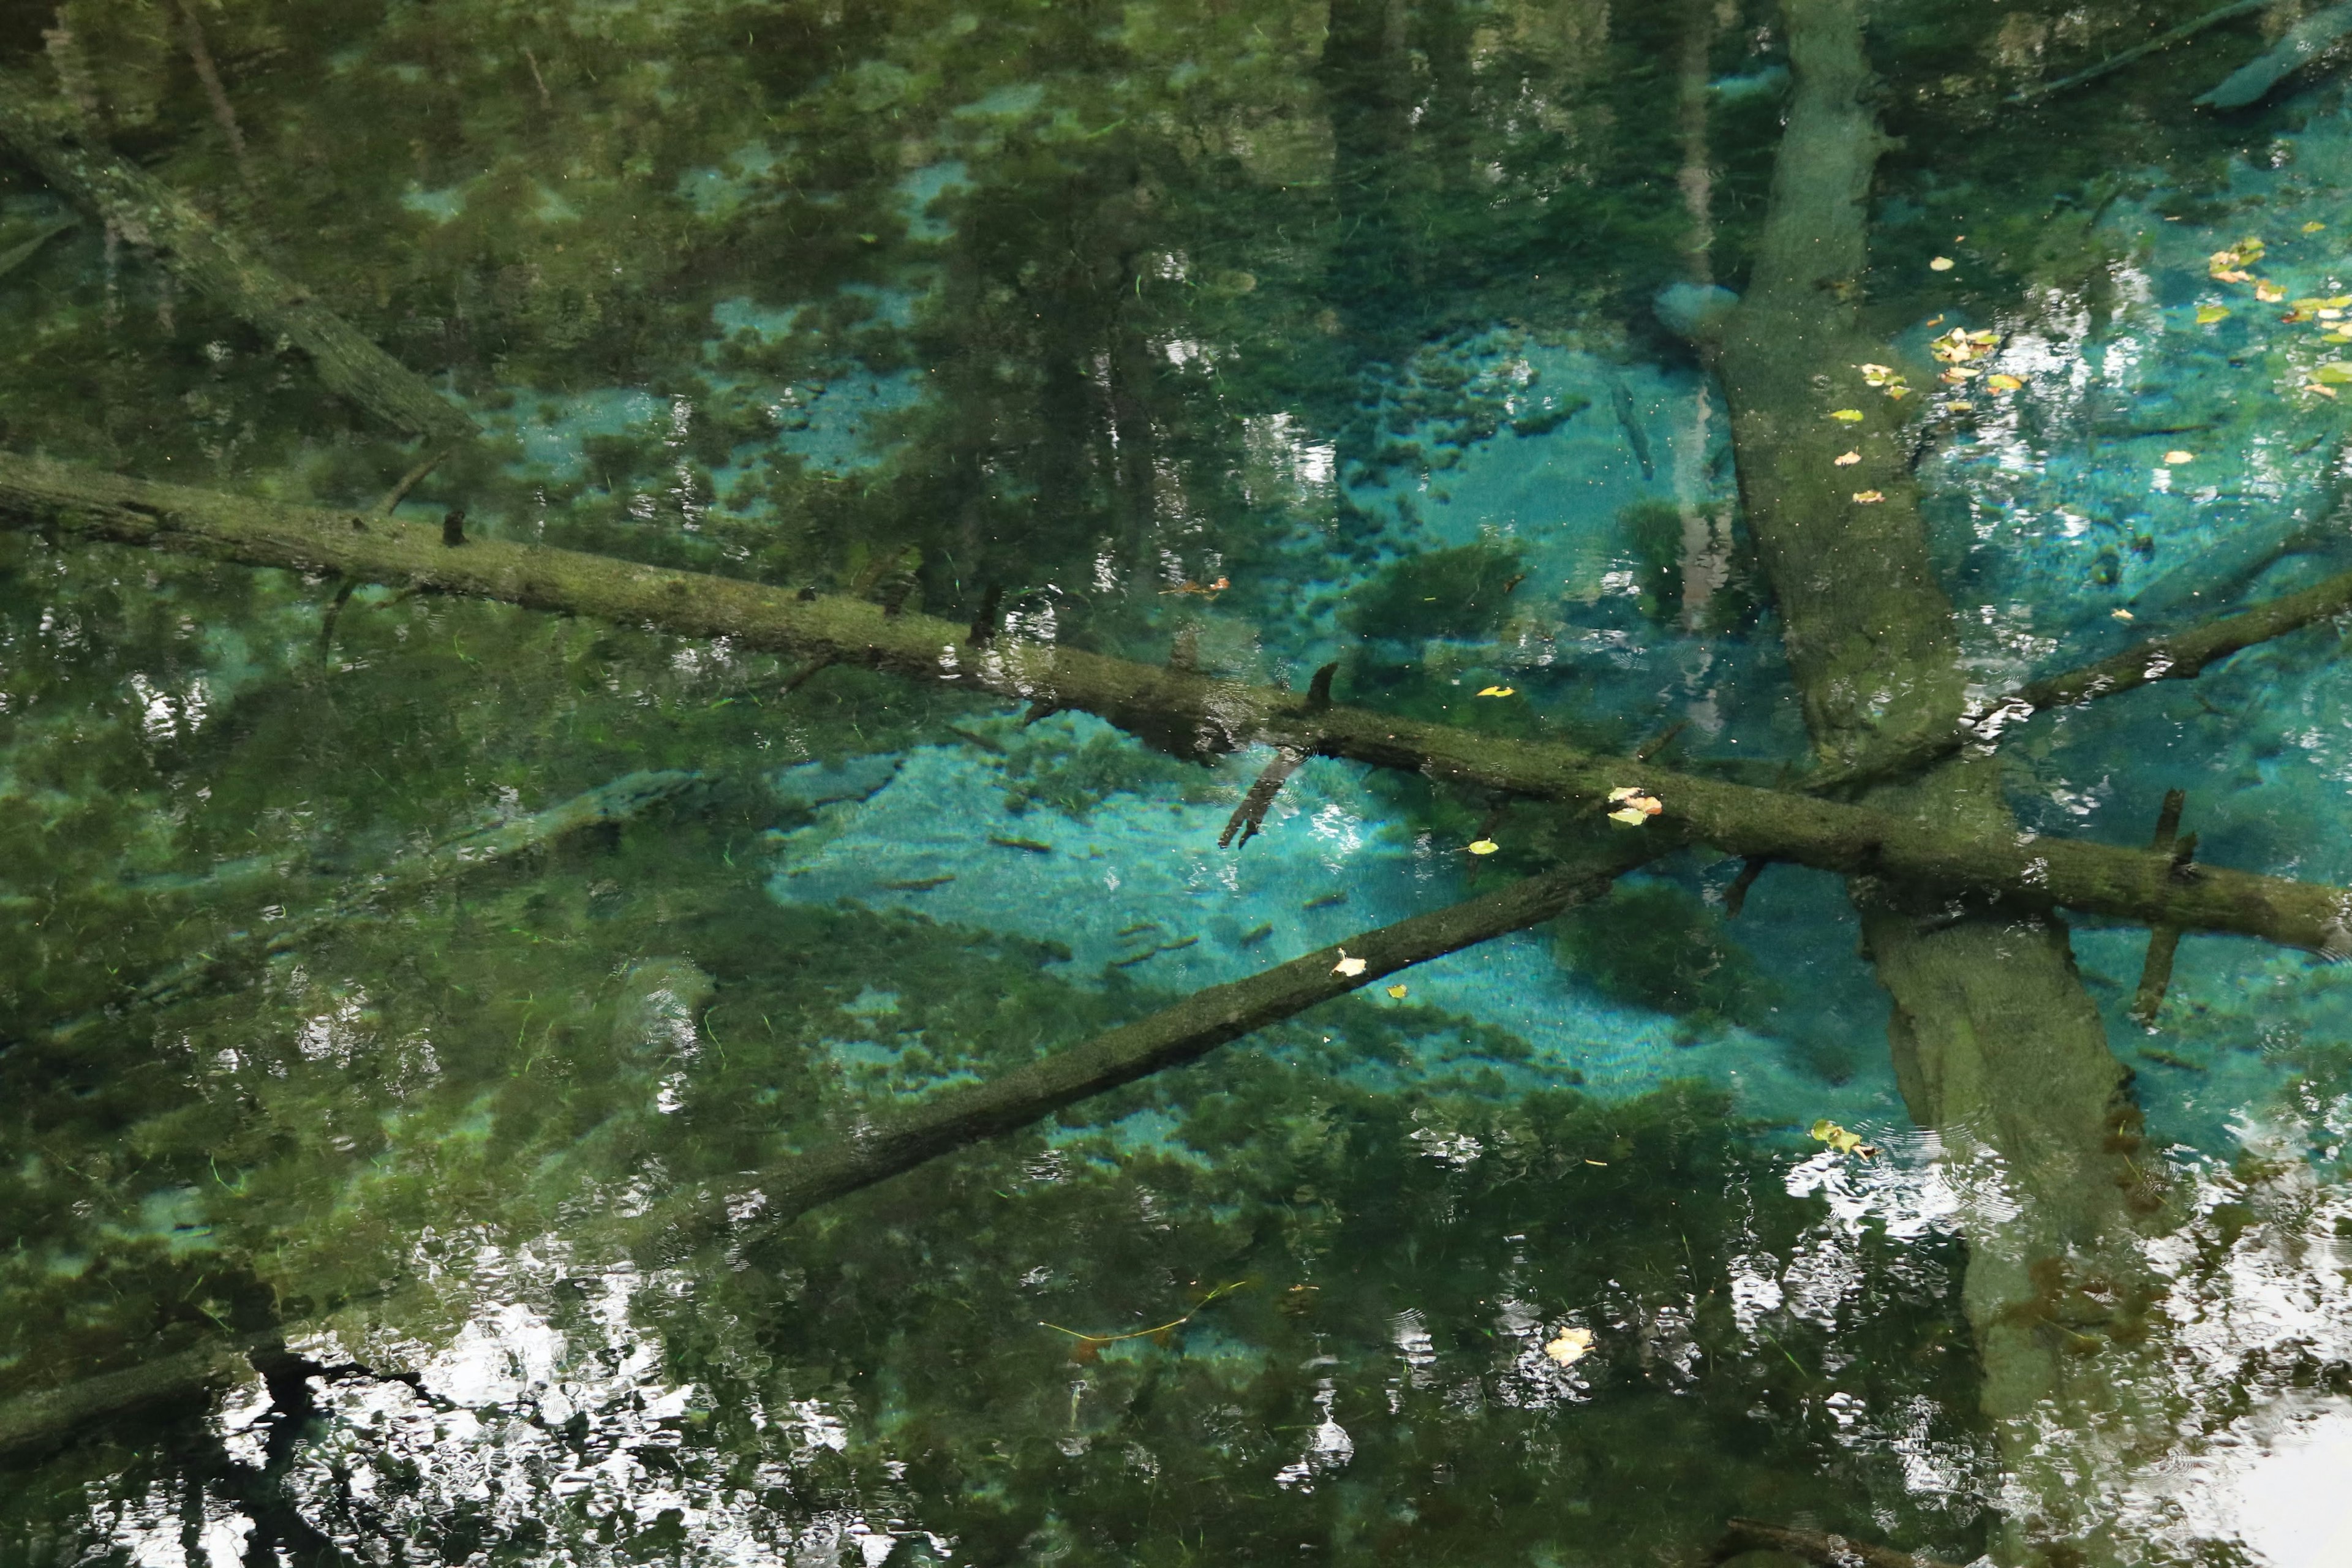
[6,1,2352,1564]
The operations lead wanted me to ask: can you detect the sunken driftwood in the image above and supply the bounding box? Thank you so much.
[2008,0,2269,105]
[1807,558,2352,794]
[2197,1,2352,108]
[37,768,703,1046]
[737,848,1645,1232]
[0,83,472,442]
[1,454,2348,955]
[0,1330,282,1455]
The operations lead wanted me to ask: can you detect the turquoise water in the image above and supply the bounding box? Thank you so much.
[11,1,2352,1563]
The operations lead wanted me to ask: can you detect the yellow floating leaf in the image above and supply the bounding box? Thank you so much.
[1830,408,1864,422]
[1883,385,1911,400]
[2195,304,2231,325]
[1986,372,2024,392]
[1467,839,1500,855]
[1857,362,1898,384]
[2111,608,2135,622]
[1852,489,1885,503]
[1476,685,1515,697]
[1604,787,1664,825]
[1607,808,1649,826]
[2323,308,2346,321]
[2323,296,2352,309]
[2256,281,2286,303]
[2210,268,2252,284]
[2305,221,2328,233]
[1928,256,1954,271]
[2327,331,2352,345]
[1833,450,1862,467]
[1939,366,1978,383]
[1809,1118,1882,1159]
[1385,983,1409,999]
[1331,950,1367,978]
[1544,1326,1596,1367]
[2162,450,2193,466]
[2316,361,2352,384]
[1943,401,1972,414]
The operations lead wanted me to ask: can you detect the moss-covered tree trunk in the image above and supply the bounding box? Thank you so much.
[1712,2,2171,1560]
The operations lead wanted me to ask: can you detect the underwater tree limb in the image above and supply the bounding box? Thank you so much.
[1,453,2349,956]
[2007,0,2269,105]
[35,768,703,1046]
[0,81,472,442]
[1805,559,2352,794]
[2196,0,2352,109]
[738,851,1643,1230]
[0,1331,281,1455]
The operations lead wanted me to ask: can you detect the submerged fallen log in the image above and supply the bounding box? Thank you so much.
[1809,557,2352,793]
[1,454,2346,956]
[36,768,703,1046]
[736,847,1645,1233]
[0,83,473,442]
[0,1330,282,1455]
[2196,1,2352,108]
[2008,0,2269,105]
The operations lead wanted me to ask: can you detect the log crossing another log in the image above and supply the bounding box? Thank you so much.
[1,453,2346,957]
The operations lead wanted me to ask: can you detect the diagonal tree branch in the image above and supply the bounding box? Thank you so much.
[1806,560,2352,795]
[727,846,1648,1234]
[2,453,2349,953]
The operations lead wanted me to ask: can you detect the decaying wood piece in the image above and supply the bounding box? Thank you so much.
[0,1330,279,1455]
[1219,746,1305,847]
[1809,557,2352,794]
[2132,789,2193,1026]
[733,846,1646,1234]
[1711,1517,1962,1568]
[1,454,2349,957]
[2196,0,2352,108]
[2008,0,2269,105]
[36,769,703,1047]
[0,81,472,441]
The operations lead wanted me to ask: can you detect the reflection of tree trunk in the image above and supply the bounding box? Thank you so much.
[1712,3,2170,1562]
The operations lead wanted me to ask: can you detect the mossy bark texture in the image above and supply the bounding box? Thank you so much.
[1713,4,2174,1560]
[1,452,2347,958]
[0,84,473,443]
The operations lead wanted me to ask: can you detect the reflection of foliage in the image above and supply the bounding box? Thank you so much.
[1341,539,1525,641]
[1554,878,1777,1036]
[999,725,1226,820]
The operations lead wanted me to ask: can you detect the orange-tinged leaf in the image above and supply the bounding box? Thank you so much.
[1833,450,1861,466]
[2162,450,2194,466]
[1986,372,2024,392]
[2257,281,2286,303]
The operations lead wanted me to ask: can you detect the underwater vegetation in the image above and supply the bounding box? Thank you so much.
[10,0,2352,1564]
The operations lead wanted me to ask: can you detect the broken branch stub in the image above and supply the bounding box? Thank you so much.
[2,454,2349,954]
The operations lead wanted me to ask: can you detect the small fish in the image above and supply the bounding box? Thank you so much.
[878,874,956,891]
[1157,935,1200,953]
[1607,372,1654,481]
[1302,892,1349,911]
[987,834,1054,854]
[1160,576,1229,597]
[1237,922,1275,947]
[1109,948,1163,968]
[1115,922,1161,939]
